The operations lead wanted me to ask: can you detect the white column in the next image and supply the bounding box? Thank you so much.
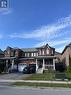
[36,59,38,72]
[6,60,8,72]
[53,59,55,70]
[43,59,45,70]
[11,60,14,69]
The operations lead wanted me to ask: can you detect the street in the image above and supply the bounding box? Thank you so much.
[0,86,71,95]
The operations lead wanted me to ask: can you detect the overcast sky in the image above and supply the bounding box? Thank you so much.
[0,0,71,52]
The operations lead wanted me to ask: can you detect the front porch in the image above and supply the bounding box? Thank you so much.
[0,57,18,73]
[35,56,56,73]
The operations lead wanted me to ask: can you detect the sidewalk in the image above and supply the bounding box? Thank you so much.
[0,79,71,84]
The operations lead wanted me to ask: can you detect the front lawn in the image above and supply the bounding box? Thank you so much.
[23,71,69,81]
[24,71,55,80]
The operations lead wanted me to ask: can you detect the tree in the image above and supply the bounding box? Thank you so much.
[67,55,71,72]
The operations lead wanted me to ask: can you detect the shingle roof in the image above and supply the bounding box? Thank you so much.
[21,48,38,52]
[62,42,71,54]
[55,51,61,55]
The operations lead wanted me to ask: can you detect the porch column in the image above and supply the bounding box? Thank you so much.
[11,59,14,69]
[6,60,8,72]
[43,59,45,69]
[53,59,55,70]
[36,59,38,72]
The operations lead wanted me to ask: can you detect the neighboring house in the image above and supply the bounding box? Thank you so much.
[61,43,71,67]
[0,44,57,73]
[0,49,4,57]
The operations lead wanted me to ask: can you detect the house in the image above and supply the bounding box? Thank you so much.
[0,44,58,73]
[0,49,4,57]
[61,43,71,67]
[20,44,56,73]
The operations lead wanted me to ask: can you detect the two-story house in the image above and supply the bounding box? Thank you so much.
[61,43,71,67]
[19,44,56,73]
[0,44,57,73]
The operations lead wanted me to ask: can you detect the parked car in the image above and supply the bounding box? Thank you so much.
[23,64,36,74]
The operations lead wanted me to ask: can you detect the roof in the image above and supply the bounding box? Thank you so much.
[21,48,38,52]
[55,51,61,55]
[21,44,55,52]
[37,44,55,49]
[62,42,71,54]
[0,57,16,60]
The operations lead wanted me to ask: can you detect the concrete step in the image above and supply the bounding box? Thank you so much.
[36,68,43,74]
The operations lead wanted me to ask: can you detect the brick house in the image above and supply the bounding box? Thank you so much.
[0,44,58,73]
[61,43,71,67]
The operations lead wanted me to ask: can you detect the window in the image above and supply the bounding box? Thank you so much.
[39,50,41,55]
[25,53,27,57]
[31,53,34,57]
[37,53,38,56]
[46,49,49,54]
[42,50,44,55]
[34,53,36,56]
[11,51,14,56]
[52,50,53,54]
[7,50,10,54]
[27,53,29,57]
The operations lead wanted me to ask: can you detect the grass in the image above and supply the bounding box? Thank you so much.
[13,82,71,88]
[13,71,71,88]
[24,73,55,80]
[23,71,67,81]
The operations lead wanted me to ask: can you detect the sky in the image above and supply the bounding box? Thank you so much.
[0,0,71,52]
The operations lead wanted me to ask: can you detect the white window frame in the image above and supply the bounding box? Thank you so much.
[25,53,27,57]
[34,53,36,56]
[39,50,41,55]
[46,49,49,54]
[42,50,44,55]
[31,53,34,57]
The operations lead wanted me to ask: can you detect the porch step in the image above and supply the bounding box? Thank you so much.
[36,68,43,74]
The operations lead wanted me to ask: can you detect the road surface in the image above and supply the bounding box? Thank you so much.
[0,86,71,95]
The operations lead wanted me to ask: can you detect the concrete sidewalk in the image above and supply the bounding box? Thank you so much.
[0,80,71,84]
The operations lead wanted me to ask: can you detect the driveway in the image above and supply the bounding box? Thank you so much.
[0,73,30,80]
[0,73,31,86]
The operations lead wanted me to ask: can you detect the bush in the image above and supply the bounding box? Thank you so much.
[0,60,6,73]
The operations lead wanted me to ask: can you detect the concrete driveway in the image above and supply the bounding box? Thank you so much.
[0,73,31,86]
[0,73,30,80]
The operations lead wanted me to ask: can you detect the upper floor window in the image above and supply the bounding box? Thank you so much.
[52,50,53,54]
[27,53,30,57]
[46,49,49,54]
[31,53,34,57]
[11,51,14,56]
[39,50,41,55]
[42,50,44,55]
[7,50,10,55]
[25,53,27,57]
[37,53,38,56]
[34,53,36,56]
